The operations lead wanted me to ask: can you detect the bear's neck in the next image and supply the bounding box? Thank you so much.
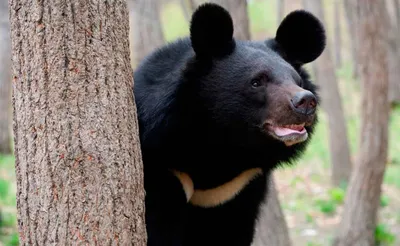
[180,141,276,190]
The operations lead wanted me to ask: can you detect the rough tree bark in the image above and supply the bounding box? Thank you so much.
[252,176,292,246]
[9,0,146,245]
[210,0,251,40]
[0,1,12,154]
[132,0,165,64]
[333,1,390,245]
[343,0,358,79]
[334,0,342,68]
[304,0,352,187]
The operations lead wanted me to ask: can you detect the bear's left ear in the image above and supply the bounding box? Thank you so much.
[274,10,326,65]
[190,3,235,59]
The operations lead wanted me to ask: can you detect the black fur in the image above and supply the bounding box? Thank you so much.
[133,3,326,246]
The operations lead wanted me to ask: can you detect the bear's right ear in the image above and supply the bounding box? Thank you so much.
[190,3,235,59]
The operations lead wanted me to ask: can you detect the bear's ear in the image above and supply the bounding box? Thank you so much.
[275,10,326,65]
[190,3,235,58]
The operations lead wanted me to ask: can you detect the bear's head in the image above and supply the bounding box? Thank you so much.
[181,3,325,165]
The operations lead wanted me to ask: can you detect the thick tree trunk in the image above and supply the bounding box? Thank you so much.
[0,1,12,154]
[252,176,292,246]
[211,0,251,40]
[132,0,165,64]
[334,0,342,68]
[333,1,390,245]
[304,0,352,187]
[344,0,358,79]
[9,0,147,245]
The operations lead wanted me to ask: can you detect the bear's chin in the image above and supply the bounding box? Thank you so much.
[265,124,309,146]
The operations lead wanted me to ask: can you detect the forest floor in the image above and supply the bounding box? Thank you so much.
[1,0,400,245]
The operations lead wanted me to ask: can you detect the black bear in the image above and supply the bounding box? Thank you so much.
[133,2,326,246]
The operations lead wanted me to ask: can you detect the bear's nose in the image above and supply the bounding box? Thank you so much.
[290,90,317,115]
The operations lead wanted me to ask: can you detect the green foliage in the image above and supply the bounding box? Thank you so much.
[380,195,390,208]
[328,187,345,205]
[314,199,336,215]
[305,212,314,223]
[384,164,400,189]
[306,242,323,246]
[0,212,17,228]
[0,179,9,201]
[4,233,19,246]
[375,223,396,245]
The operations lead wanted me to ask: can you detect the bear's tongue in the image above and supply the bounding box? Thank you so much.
[272,124,306,137]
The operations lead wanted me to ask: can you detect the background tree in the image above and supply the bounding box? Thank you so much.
[334,0,342,68]
[252,176,292,246]
[277,0,285,27]
[343,0,358,78]
[303,0,352,187]
[131,0,165,65]
[387,0,400,106]
[333,0,390,244]
[9,0,146,244]
[0,1,12,154]
[210,0,251,40]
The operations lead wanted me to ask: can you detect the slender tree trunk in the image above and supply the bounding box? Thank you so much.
[388,0,400,105]
[181,0,197,22]
[132,0,165,65]
[9,0,146,245]
[252,176,292,246]
[304,0,352,187]
[393,0,400,29]
[211,0,251,40]
[0,1,12,154]
[334,0,342,68]
[277,0,285,25]
[344,0,358,79]
[333,1,390,245]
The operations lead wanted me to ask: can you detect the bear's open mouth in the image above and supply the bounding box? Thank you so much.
[265,123,308,146]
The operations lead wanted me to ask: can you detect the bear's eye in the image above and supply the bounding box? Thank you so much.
[251,79,261,88]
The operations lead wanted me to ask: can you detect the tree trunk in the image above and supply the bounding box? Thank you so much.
[132,0,165,65]
[277,0,285,25]
[0,1,12,154]
[334,0,342,68]
[344,0,358,79]
[333,1,390,245]
[210,0,251,40]
[9,0,147,245]
[252,176,292,246]
[388,0,400,105]
[181,0,197,22]
[304,0,352,187]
